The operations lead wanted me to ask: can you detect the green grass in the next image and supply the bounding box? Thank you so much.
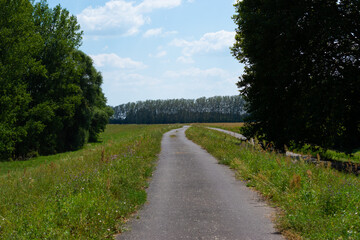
[186,126,360,240]
[192,122,244,133]
[322,149,360,163]
[0,125,156,175]
[0,124,181,239]
[287,143,360,164]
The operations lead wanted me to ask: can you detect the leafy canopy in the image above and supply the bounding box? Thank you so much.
[231,0,360,152]
[0,0,113,160]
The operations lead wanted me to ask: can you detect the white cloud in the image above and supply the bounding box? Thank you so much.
[90,53,147,69]
[137,0,182,12]
[77,0,182,36]
[143,28,163,38]
[149,50,167,58]
[164,67,229,79]
[176,56,194,64]
[143,28,178,38]
[77,1,144,36]
[105,72,161,88]
[155,50,167,58]
[171,30,235,56]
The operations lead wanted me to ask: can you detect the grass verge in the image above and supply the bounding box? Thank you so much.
[0,124,180,239]
[191,122,244,133]
[186,126,360,240]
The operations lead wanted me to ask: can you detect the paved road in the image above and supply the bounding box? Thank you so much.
[207,127,310,162]
[206,127,247,140]
[117,126,283,240]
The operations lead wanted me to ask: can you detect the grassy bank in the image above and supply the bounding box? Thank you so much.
[186,126,360,240]
[191,122,244,133]
[0,124,180,239]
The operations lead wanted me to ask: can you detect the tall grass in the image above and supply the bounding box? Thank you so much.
[0,124,180,239]
[186,126,360,240]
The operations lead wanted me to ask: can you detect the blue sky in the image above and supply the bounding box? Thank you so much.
[46,0,243,106]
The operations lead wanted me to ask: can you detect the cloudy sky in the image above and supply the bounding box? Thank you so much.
[46,0,243,106]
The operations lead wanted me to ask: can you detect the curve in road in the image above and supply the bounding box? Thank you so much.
[206,127,247,140]
[117,126,283,240]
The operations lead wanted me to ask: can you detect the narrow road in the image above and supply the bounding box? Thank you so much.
[117,126,283,240]
[207,127,316,163]
[206,127,247,140]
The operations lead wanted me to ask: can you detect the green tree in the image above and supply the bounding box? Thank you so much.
[0,0,113,160]
[110,96,246,124]
[0,0,44,159]
[231,0,360,151]
[74,50,114,142]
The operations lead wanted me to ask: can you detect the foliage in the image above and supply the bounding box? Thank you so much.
[288,141,360,163]
[231,0,360,152]
[0,0,113,160]
[111,95,247,124]
[0,124,180,239]
[0,0,44,160]
[187,126,360,239]
[322,149,360,163]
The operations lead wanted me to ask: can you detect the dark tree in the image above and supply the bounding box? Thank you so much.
[0,0,44,159]
[231,0,360,151]
[110,96,247,124]
[0,0,113,160]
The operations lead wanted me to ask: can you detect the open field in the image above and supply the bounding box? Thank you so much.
[0,124,180,239]
[191,122,244,133]
[186,126,360,240]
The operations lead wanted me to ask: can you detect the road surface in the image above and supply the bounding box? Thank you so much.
[116,126,283,240]
[206,127,247,140]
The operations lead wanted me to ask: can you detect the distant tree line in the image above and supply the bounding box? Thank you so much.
[231,0,359,152]
[0,0,113,160]
[110,96,247,124]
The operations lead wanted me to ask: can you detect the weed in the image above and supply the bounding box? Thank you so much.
[186,126,360,240]
[290,174,301,190]
[0,124,181,239]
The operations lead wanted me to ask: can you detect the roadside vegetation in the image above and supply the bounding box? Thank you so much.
[287,143,360,164]
[0,124,180,239]
[186,126,360,240]
[196,123,360,164]
[192,122,244,133]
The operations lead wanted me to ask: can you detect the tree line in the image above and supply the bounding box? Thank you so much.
[231,0,359,152]
[0,0,113,160]
[110,96,247,124]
